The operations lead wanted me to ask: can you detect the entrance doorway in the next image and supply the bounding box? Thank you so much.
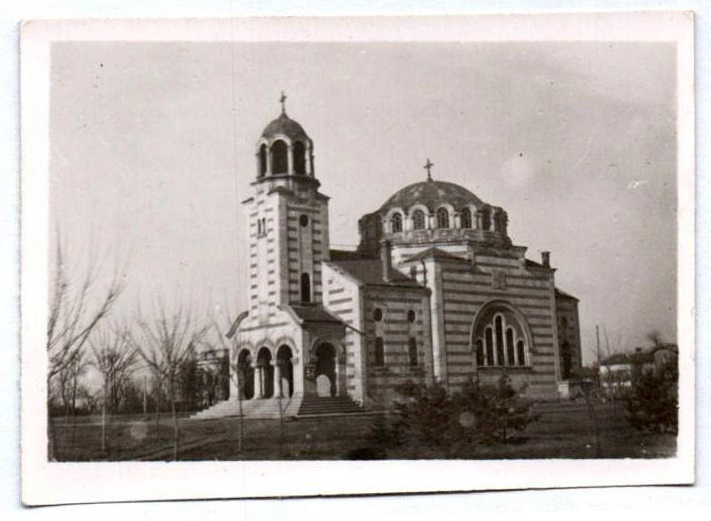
[276,345,294,398]
[315,343,337,397]
[256,348,274,398]
[237,350,254,400]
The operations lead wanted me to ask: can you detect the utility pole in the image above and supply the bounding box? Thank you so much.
[596,324,602,390]
[143,375,148,414]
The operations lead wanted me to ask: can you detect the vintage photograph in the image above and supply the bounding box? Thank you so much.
[21,14,694,503]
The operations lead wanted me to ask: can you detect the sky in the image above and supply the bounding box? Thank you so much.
[49,41,677,364]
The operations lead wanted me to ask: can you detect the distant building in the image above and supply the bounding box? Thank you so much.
[195,103,582,419]
[598,344,678,397]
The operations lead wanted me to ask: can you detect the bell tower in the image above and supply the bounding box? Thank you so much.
[244,95,330,322]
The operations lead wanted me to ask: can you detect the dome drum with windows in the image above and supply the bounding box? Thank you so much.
[358,176,512,251]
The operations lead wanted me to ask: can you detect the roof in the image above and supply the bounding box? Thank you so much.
[402,247,467,264]
[600,353,633,366]
[328,259,424,288]
[601,350,655,366]
[261,112,310,141]
[525,258,546,269]
[378,179,485,213]
[555,287,578,301]
[287,304,345,324]
[329,249,376,261]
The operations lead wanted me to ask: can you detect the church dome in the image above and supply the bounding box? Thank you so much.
[379,179,484,213]
[261,112,310,142]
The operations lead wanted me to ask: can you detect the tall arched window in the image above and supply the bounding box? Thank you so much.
[561,341,572,379]
[293,141,306,175]
[374,337,385,367]
[516,340,526,366]
[475,339,485,366]
[412,210,426,230]
[460,208,472,229]
[258,144,268,177]
[473,304,530,367]
[485,327,494,366]
[408,338,418,367]
[495,315,505,365]
[506,328,515,366]
[436,207,450,228]
[300,273,311,303]
[481,208,492,231]
[271,140,288,174]
[390,213,403,233]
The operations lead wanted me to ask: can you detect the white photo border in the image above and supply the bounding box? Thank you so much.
[20,13,695,506]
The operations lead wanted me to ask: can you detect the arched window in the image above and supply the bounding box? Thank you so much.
[436,207,450,228]
[485,327,494,366]
[481,208,492,231]
[258,144,268,177]
[495,315,505,365]
[271,139,288,174]
[561,341,572,379]
[408,338,418,367]
[407,310,416,323]
[460,208,472,229]
[559,317,568,341]
[473,304,530,367]
[390,213,403,233]
[412,209,426,230]
[373,308,383,322]
[506,328,515,366]
[293,141,306,175]
[475,339,485,366]
[300,273,311,303]
[374,337,385,367]
[516,340,526,366]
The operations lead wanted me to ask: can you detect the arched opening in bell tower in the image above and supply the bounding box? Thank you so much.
[293,141,306,175]
[258,144,268,177]
[271,139,288,174]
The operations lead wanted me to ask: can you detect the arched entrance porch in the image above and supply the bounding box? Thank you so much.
[276,345,295,398]
[256,347,275,398]
[314,343,337,397]
[236,349,255,400]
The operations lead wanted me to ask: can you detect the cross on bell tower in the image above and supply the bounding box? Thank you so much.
[424,158,434,181]
[279,91,287,114]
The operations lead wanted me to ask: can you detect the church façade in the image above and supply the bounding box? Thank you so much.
[194,101,582,419]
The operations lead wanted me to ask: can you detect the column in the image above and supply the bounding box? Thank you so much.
[475,211,482,230]
[306,143,314,177]
[274,362,282,398]
[287,143,294,175]
[491,208,499,232]
[256,365,264,398]
[266,145,272,176]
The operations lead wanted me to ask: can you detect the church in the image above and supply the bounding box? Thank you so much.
[193,100,582,420]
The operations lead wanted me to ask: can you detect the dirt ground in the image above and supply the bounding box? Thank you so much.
[49,401,676,462]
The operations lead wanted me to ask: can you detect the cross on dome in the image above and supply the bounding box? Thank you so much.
[279,91,287,114]
[424,158,434,181]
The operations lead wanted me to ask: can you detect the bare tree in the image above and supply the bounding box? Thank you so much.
[91,326,138,453]
[133,304,208,460]
[212,311,247,454]
[47,242,124,384]
[46,240,125,459]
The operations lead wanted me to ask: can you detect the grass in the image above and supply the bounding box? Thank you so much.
[49,401,676,462]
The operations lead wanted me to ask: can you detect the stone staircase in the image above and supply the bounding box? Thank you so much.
[190,393,303,420]
[296,394,363,417]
